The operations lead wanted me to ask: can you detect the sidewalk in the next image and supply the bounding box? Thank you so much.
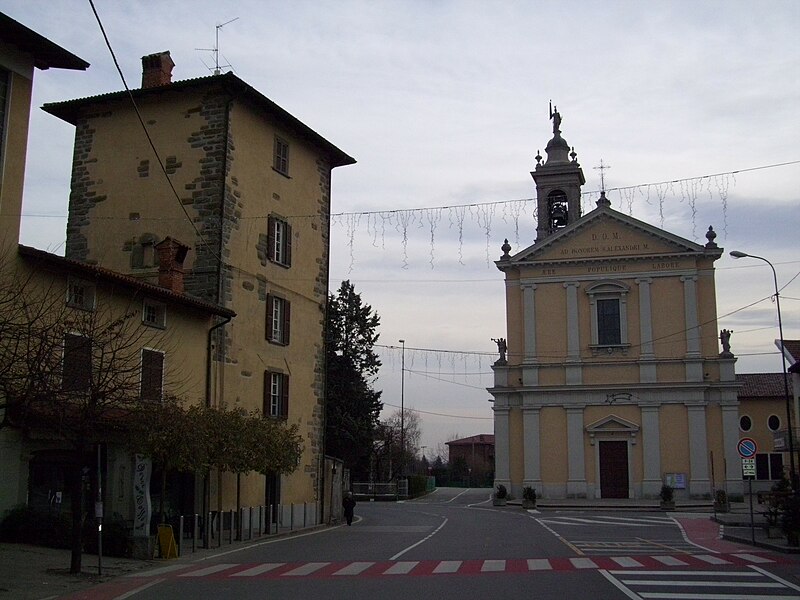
[0,523,326,600]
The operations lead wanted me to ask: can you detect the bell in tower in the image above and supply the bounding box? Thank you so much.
[532,104,586,243]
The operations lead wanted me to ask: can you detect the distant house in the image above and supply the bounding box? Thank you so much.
[446,434,495,482]
[736,373,794,488]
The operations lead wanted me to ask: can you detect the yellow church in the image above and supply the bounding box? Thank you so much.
[489,110,741,500]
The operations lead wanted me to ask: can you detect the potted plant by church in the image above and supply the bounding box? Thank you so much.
[659,484,675,510]
[713,489,730,513]
[493,484,508,506]
[522,486,537,509]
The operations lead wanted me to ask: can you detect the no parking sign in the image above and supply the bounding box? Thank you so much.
[737,437,757,459]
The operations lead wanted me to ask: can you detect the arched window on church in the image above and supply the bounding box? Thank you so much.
[547,190,569,231]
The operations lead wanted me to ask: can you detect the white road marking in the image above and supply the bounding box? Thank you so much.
[734,553,773,564]
[127,564,193,577]
[282,562,329,576]
[333,562,374,576]
[651,555,688,566]
[433,560,462,574]
[389,516,448,560]
[694,554,730,565]
[230,563,284,577]
[527,559,552,571]
[112,579,165,600]
[570,557,598,569]
[178,563,238,577]
[481,560,506,572]
[611,556,643,567]
[383,561,418,575]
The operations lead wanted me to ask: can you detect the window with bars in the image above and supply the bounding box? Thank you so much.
[273,136,289,176]
[142,299,166,328]
[140,349,164,402]
[66,277,96,311]
[62,334,92,392]
[267,215,292,267]
[266,294,291,345]
[263,371,289,419]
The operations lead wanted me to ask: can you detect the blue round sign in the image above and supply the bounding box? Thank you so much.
[737,437,757,458]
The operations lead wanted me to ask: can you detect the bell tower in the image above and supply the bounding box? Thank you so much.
[532,104,585,242]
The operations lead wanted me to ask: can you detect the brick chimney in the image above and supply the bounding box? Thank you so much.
[141,51,175,88]
[155,237,189,294]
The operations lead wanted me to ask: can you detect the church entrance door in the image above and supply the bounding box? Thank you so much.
[599,441,629,498]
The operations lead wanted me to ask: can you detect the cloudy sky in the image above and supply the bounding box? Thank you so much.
[7,1,800,457]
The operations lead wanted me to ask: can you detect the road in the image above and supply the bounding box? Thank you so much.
[68,488,800,600]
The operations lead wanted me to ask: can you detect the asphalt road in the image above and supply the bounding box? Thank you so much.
[67,488,800,600]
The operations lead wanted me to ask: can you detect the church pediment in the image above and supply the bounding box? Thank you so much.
[586,414,640,434]
[505,205,713,265]
[586,414,640,445]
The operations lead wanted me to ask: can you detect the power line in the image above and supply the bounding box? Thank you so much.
[381,401,492,421]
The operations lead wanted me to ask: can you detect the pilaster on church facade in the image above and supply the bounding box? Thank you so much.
[489,108,742,501]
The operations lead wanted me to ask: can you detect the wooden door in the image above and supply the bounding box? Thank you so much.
[599,441,629,498]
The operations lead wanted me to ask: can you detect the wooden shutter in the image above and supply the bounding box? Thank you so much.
[63,334,91,391]
[263,370,270,416]
[280,374,289,419]
[284,222,292,266]
[266,294,274,340]
[282,299,291,345]
[267,216,276,261]
[141,349,164,402]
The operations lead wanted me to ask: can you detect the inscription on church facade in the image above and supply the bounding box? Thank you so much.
[559,230,649,257]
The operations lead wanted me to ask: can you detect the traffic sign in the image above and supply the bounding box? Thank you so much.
[741,457,756,478]
[737,437,757,459]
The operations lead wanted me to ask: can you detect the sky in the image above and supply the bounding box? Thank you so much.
[6,0,800,459]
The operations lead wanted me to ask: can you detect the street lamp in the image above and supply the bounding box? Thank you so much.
[399,339,405,477]
[730,250,797,492]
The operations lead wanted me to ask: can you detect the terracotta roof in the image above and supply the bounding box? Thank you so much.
[0,13,89,71]
[446,434,495,446]
[41,72,355,168]
[18,244,235,318]
[736,373,793,398]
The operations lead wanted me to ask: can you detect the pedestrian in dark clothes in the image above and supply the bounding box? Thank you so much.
[342,491,356,525]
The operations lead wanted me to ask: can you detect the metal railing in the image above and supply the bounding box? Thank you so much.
[172,502,318,556]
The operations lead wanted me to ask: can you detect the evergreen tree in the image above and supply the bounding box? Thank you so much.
[325,281,382,478]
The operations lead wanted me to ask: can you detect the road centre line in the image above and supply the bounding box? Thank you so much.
[444,488,471,503]
[389,516,448,560]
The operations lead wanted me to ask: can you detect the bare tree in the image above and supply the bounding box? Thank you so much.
[0,259,183,574]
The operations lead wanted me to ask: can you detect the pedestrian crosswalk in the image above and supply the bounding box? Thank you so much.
[600,565,800,598]
[129,552,787,581]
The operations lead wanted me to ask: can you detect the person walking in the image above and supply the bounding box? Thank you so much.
[342,491,356,526]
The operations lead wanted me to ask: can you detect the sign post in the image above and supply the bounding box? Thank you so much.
[738,438,758,544]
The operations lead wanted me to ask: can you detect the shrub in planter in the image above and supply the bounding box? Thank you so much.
[493,484,508,506]
[659,484,675,509]
[713,489,729,512]
[522,486,536,509]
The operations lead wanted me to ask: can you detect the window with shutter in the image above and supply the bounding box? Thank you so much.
[266,294,291,345]
[62,334,92,392]
[141,349,164,402]
[263,371,289,419]
[273,136,289,176]
[267,215,292,268]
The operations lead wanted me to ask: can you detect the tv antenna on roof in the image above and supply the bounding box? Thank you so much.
[196,17,239,75]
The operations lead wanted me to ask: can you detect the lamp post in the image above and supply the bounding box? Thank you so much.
[730,250,797,492]
[399,339,405,477]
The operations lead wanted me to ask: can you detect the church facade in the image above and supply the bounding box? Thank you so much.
[489,110,741,500]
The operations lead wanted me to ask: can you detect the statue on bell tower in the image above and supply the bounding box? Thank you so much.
[532,103,586,243]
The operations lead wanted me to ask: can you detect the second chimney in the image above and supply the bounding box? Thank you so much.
[155,237,189,294]
[141,51,175,88]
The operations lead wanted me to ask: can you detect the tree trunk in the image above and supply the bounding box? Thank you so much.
[160,467,167,523]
